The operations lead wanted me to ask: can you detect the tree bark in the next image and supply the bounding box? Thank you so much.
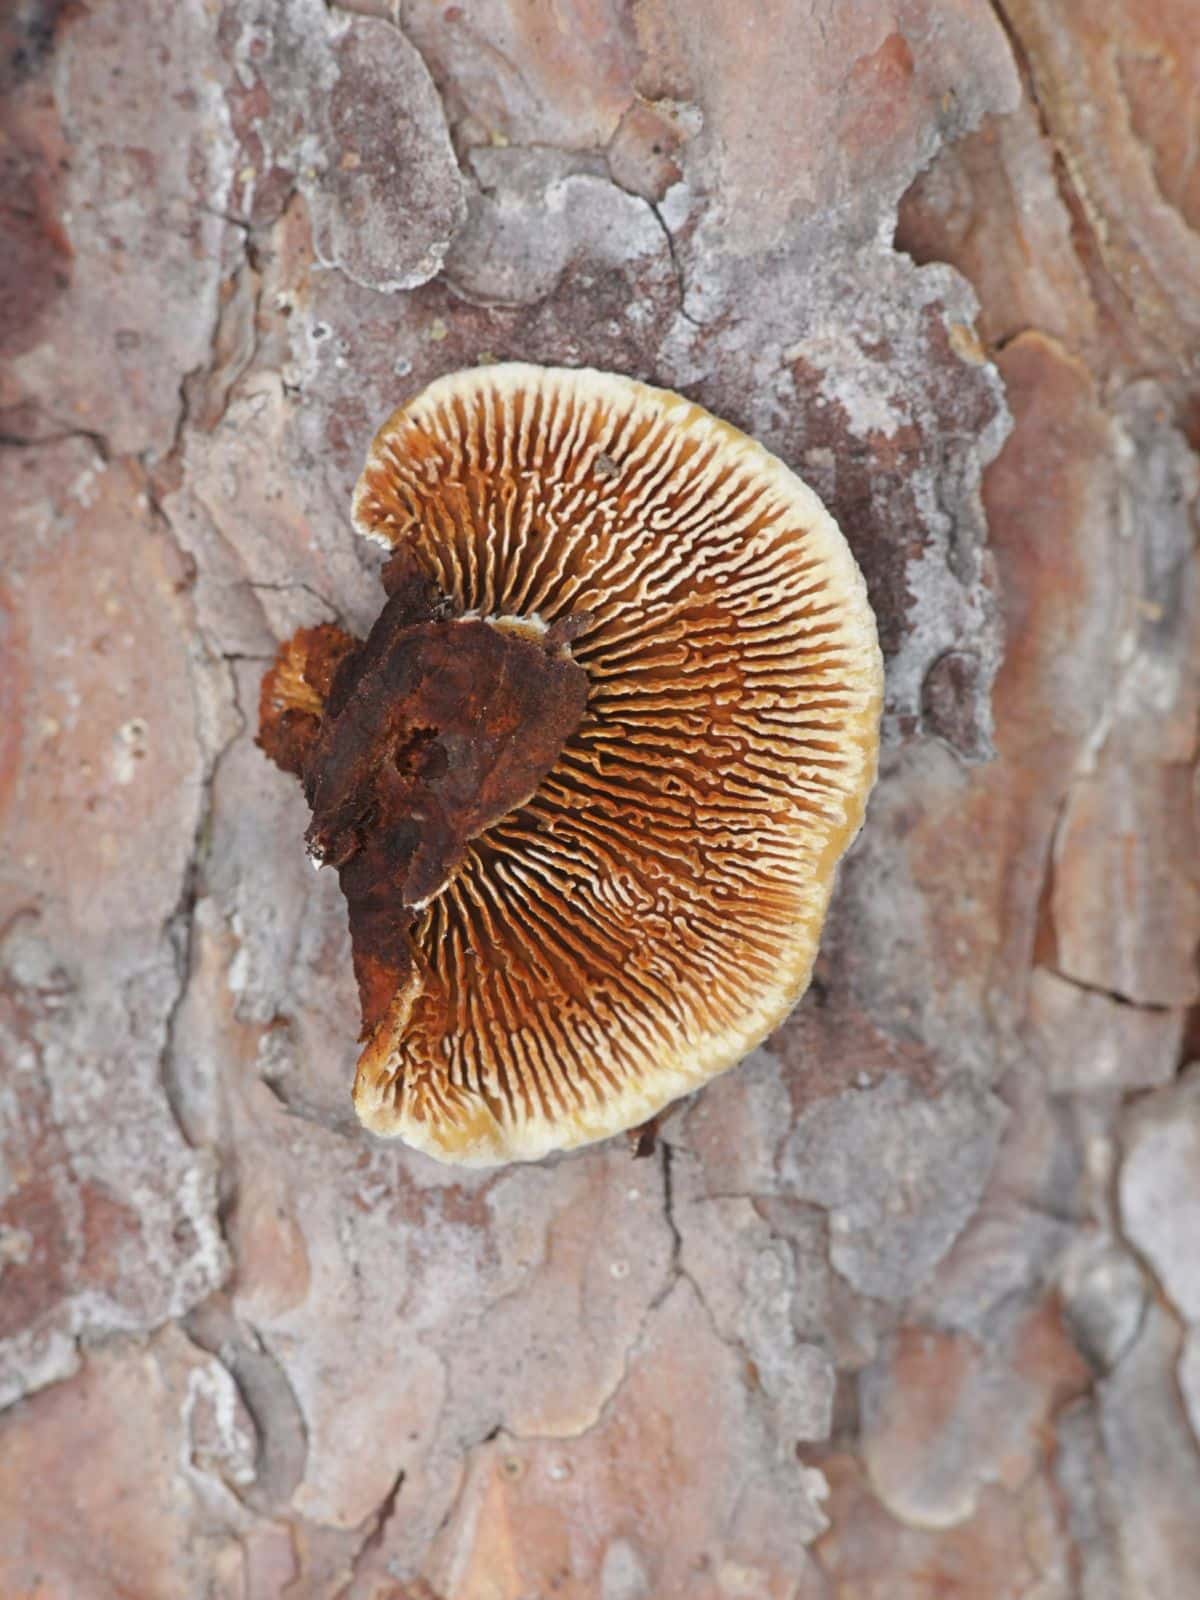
[1,0,1197,1594]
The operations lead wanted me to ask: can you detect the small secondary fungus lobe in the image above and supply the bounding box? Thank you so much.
[258,364,883,1166]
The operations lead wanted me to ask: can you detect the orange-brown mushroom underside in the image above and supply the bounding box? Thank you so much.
[258,363,882,1167]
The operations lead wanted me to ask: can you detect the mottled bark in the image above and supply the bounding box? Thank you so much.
[1,1,1197,1596]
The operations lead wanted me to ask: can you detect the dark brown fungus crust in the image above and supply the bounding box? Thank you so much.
[258,364,883,1166]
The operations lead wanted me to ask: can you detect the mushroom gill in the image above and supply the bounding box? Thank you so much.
[258,363,883,1165]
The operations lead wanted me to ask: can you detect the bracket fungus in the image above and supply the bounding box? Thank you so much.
[258,364,882,1165]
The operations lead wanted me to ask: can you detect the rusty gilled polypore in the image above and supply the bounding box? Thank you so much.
[258,364,883,1167]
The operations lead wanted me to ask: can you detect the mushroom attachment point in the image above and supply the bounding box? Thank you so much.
[258,364,882,1166]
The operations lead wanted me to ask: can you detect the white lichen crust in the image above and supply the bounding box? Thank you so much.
[350,363,884,1165]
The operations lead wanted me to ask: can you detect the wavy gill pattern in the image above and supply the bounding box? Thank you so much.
[350,365,882,1164]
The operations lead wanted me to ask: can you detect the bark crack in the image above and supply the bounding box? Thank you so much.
[646,197,704,329]
[244,578,349,629]
[0,424,111,458]
[1043,966,1177,1015]
[333,1463,407,1597]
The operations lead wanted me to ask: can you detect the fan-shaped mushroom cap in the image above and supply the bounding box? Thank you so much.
[265,364,882,1165]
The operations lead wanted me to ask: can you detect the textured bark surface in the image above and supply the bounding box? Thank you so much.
[1,1,1197,1595]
